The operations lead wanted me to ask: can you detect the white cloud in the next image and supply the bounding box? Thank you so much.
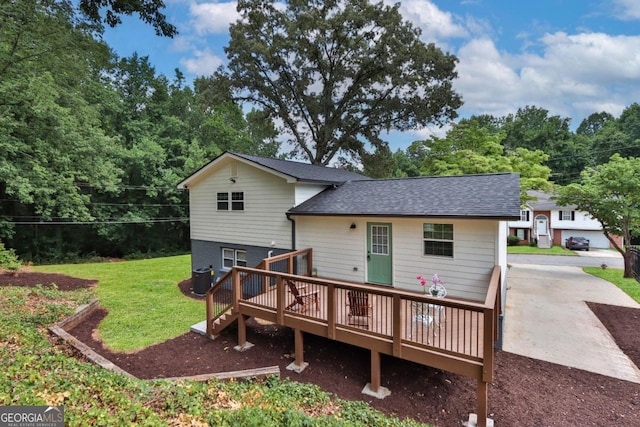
[388,0,468,42]
[190,1,239,35]
[453,32,640,122]
[170,35,195,53]
[179,48,224,75]
[612,0,640,20]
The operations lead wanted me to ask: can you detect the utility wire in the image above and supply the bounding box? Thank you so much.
[1,218,189,225]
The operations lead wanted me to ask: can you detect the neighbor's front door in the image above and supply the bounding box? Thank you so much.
[367,222,392,285]
[536,215,548,235]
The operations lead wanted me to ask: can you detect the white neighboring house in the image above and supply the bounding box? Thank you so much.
[178,151,521,301]
[508,190,622,249]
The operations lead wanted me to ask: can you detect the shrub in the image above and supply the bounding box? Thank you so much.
[0,241,21,271]
[507,235,521,246]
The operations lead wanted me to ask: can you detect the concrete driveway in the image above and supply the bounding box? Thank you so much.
[503,262,640,383]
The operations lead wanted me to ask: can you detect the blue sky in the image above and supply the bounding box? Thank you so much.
[103,1,640,147]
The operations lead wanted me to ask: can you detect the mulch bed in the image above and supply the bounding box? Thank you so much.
[3,272,640,426]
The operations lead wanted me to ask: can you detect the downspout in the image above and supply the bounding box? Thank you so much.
[286,213,296,250]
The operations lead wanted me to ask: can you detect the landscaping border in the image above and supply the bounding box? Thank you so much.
[48,300,280,382]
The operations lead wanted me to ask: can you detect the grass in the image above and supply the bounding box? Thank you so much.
[32,255,203,351]
[507,245,577,255]
[0,285,428,426]
[584,267,640,303]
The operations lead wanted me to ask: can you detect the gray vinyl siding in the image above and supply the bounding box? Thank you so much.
[190,239,290,283]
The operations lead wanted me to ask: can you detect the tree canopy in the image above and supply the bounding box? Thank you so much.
[77,0,177,36]
[399,119,552,203]
[223,0,462,166]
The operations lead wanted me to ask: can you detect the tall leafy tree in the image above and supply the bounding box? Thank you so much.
[0,0,120,247]
[409,120,552,203]
[499,106,587,185]
[556,154,640,278]
[77,0,177,36]
[223,0,462,166]
[576,112,615,137]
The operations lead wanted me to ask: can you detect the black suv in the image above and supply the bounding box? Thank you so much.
[565,236,590,251]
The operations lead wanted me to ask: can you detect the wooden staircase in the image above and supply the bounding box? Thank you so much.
[204,269,239,338]
[204,256,287,337]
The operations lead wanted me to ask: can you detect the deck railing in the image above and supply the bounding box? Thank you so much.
[205,248,500,427]
[233,265,499,378]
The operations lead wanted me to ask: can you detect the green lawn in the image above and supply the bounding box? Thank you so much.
[584,267,640,303]
[33,255,204,351]
[507,245,577,255]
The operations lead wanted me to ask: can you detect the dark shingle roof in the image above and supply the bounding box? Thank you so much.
[232,152,367,183]
[289,173,521,219]
[527,190,575,210]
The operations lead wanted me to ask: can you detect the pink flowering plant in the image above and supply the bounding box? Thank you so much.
[416,273,447,297]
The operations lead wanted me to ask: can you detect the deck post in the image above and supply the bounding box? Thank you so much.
[233,313,255,352]
[205,290,214,337]
[232,268,241,310]
[327,283,336,340]
[371,350,381,392]
[362,349,390,399]
[392,295,402,357]
[276,275,285,324]
[286,328,309,373]
[476,379,488,427]
[238,313,247,346]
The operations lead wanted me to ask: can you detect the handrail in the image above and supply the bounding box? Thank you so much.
[237,265,493,311]
[204,249,312,336]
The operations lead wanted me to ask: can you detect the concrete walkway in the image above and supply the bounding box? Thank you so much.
[503,263,640,383]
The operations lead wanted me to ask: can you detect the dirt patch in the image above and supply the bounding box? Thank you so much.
[6,272,640,426]
[588,302,640,369]
[0,271,97,291]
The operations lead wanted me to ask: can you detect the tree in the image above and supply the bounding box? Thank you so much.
[224,0,462,166]
[77,0,177,37]
[408,120,552,203]
[556,154,640,278]
[576,111,615,137]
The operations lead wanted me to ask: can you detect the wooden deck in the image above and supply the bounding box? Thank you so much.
[204,249,500,427]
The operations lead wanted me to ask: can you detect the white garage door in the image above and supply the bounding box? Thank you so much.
[561,231,610,249]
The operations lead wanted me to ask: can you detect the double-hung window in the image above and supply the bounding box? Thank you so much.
[423,223,454,257]
[231,192,244,210]
[222,248,247,270]
[217,192,244,211]
[217,192,229,210]
[559,210,575,221]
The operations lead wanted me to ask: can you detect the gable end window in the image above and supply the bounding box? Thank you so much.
[520,210,530,221]
[231,192,244,211]
[217,192,244,211]
[559,210,575,221]
[423,223,454,258]
[217,192,229,210]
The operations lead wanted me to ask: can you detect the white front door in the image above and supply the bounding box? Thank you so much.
[536,215,548,235]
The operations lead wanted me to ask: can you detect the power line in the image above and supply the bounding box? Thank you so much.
[1,218,189,225]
